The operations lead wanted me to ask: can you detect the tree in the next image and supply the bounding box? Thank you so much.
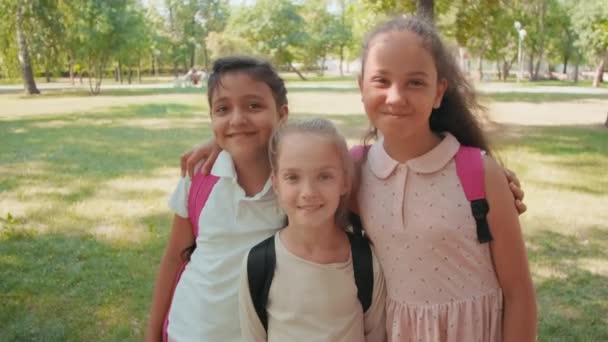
[571,0,608,87]
[417,0,434,21]
[15,1,40,94]
[0,0,41,94]
[229,0,308,79]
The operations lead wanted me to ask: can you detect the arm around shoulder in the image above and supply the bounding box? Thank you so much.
[239,254,268,342]
[484,157,537,342]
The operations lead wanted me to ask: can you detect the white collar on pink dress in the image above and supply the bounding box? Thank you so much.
[367,132,461,179]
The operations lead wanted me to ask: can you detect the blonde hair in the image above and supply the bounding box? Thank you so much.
[268,118,354,229]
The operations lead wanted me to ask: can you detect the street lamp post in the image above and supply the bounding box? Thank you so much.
[514,21,527,83]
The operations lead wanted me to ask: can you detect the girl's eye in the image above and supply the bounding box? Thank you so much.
[284,174,298,182]
[213,105,228,115]
[319,173,333,181]
[371,77,389,85]
[408,80,425,87]
[248,103,262,110]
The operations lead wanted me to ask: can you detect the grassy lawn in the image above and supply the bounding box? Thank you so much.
[1,91,606,340]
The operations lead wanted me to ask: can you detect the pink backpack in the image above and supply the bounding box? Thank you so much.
[351,144,493,244]
[162,171,220,341]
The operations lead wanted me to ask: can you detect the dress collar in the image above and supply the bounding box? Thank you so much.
[367,133,460,179]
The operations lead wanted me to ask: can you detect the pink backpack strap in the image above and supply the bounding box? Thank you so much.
[349,145,368,163]
[187,171,220,237]
[162,171,220,341]
[455,146,493,243]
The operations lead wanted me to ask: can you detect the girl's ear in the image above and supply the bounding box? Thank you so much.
[433,79,448,109]
[271,173,279,194]
[278,105,289,122]
[358,74,364,92]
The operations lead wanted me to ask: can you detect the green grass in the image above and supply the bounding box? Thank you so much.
[1,92,607,340]
[482,92,608,103]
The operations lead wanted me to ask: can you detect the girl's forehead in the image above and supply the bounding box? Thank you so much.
[212,72,273,99]
[365,31,436,74]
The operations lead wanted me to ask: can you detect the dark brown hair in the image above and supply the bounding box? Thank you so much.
[207,56,288,110]
[360,16,491,154]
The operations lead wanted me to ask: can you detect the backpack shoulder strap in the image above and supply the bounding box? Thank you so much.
[349,145,368,163]
[187,171,220,237]
[347,232,374,313]
[454,146,493,243]
[247,235,276,332]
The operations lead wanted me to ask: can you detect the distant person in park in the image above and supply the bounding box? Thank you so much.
[146,57,289,341]
[238,118,386,342]
[181,16,534,342]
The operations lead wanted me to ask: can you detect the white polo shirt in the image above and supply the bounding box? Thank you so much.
[167,151,285,341]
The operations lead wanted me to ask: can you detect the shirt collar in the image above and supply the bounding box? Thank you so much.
[210,151,275,200]
[367,132,460,179]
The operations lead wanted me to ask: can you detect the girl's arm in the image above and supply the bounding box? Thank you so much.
[484,157,537,342]
[145,215,195,342]
[238,255,268,342]
[363,252,387,342]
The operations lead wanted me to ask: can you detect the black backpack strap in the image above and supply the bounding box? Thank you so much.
[247,235,276,332]
[347,232,374,313]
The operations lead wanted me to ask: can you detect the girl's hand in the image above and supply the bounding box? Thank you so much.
[180,140,221,177]
[503,168,526,214]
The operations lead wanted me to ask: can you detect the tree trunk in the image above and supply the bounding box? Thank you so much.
[339,45,344,76]
[289,62,307,81]
[562,54,569,74]
[69,56,75,85]
[534,58,542,80]
[417,0,434,22]
[15,3,40,95]
[592,56,606,87]
[45,69,51,82]
[190,45,195,69]
[477,54,483,81]
[528,53,535,81]
[574,61,579,83]
[137,61,141,83]
[496,61,502,81]
[319,56,326,76]
[118,60,123,84]
[128,66,132,84]
[202,46,209,72]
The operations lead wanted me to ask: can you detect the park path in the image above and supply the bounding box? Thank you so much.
[1,80,607,94]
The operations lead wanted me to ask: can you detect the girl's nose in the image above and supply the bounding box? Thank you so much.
[301,180,319,199]
[229,110,248,126]
[386,84,405,105]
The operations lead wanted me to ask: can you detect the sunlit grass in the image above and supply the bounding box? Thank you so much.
[0,92,606,340]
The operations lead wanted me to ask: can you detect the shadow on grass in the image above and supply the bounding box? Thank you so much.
[492,123,608,195]
[527,228,608,341]
[0,103,210,195]
[0,227,168,341]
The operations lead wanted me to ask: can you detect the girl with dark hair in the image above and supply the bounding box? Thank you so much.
[356,16,537,341]
[147,56,289,341]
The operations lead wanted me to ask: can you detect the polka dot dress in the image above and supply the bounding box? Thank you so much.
[357,133,503,342]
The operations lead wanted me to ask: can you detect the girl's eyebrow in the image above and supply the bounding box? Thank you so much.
[406,71,430,77]
[241,94,265,101]
[281,166,340,172]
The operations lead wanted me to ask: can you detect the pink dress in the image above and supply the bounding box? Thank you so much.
[358,133,503,342]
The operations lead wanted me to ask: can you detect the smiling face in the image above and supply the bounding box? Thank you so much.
[359,30,447,141]
[210,71,287,164]
[272,132,349,229]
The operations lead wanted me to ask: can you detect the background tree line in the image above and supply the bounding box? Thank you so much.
[0,0,606,94]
